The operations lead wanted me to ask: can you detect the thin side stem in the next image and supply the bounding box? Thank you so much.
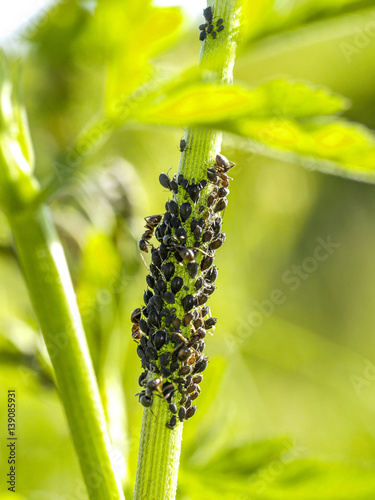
[9,205,125,500]
[133,1,240,498]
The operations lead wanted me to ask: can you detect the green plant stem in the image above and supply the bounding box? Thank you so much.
[9,205,125,500]
[134,397,184,500]
[179,0,241,180]
[133,1,240,499]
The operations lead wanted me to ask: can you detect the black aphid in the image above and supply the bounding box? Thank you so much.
[193,357,209,373]
[194,277,204,291]
[202,230,213,243]
[148,309,161,328]
[170,216,181,229]
[170,180,178,194]
[167,200,179,217]
[146,346,158,360]
[210,232,226,250]
[187,262,199,278]
[175,227,187,241]
[204,318,217,330]
[180,202,192,222]
[218,186,229,197]
[166,415,177,429]
[133,152,235,426]
[169,403,177,414]
[207,168,217,182]
[180,138,188,152]
[149,294,163,311]
[203,6,213,23]
[187,184,200,203]
[199,29,207,42]
[154,330,169,350]
[138,318,148,334]
[171,276,183,294]
[178,346,193,361]
[186,405,197,419]
[162,262,175,281]
[179,365,192,376]
[179,406,187,421]
[180,248,195,262]
[143,289,153,304]
[198,293,209,305]
[151,250,162,267]
[159,173,171,190]
[201,255,214,271]
[160,352,171,367]
[163,292,175,304]
[214,198,227,213]
[183,295,196,312]
[156,279,167,294]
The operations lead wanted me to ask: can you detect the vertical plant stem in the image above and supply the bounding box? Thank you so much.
[9,205,125,500]
[134,398,183,500]
[178,0,241,181]
[134,1,240,499]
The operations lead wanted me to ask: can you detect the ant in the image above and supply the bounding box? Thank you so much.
[138,214,162,253]
[136,376,166,409]
[131,307,144,341]
[163,235,213,265]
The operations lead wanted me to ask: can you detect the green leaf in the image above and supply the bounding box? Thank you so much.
[253,459,375,499]
[0,365,81,498]
[230,116,375,182]
[134,78,349,125]
[196,437,294,476]
[179,439,375,500]
[241,0,375,46]
[0,316,38,357]
[93,0,183,108]
[136,83,258,124]
[0,53,39,212]
[131,73,372,183]
[39,73,364,202]
[0,493,26,499]
[249,79,350,118]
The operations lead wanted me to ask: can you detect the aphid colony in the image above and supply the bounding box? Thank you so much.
[199,6,224,41]
[131,152,234,429]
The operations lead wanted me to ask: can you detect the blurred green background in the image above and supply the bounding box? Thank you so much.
[2,0,375,498]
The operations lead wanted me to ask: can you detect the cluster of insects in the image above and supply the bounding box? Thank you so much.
[199,6,224,41]
[131,150,235,429]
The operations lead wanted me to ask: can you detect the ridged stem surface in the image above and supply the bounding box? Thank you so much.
[9,206,125,500]
[133,1,240,499]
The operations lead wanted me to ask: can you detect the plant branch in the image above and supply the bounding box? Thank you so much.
[134,397,183,500]
[1,53,125,499]
[133,1,240,499]
[9,206,125,500]
[178,0,240,182]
